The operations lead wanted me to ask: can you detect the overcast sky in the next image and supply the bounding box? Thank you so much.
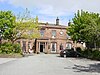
[0,0,100,25]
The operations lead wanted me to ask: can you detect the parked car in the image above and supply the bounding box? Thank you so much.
[60,48,81,57]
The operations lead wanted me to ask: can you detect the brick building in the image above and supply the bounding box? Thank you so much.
[16,18,73,54]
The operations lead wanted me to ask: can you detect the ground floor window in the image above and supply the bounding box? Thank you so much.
[60,43,63,50]
[51,43,56,52]
[66,43,72,49]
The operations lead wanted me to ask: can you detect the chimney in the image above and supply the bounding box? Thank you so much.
[56,17,59,25]
[68,20,71,26]
[45,22,48,25]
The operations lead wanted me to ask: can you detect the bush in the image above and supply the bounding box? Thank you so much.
[13,43,21,53]
[76,47,82,53]
[0,42,21,54]
[80,49,100,60]
[82,49,92,58]
[92,50,100,60]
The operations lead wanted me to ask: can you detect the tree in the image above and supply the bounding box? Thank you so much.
[0,11,16,42]
[67,10,100,49]
[13,8,40,42]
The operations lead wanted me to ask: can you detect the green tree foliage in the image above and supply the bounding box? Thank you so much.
[0,11,16,42]
[67,10,100,48]
[14,8,40,41]
[0,9,40,43]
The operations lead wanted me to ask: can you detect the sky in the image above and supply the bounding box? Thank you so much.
[0,0,100,25]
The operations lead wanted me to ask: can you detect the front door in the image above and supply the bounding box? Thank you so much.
[40,42,45,52]
[40,44,43,52]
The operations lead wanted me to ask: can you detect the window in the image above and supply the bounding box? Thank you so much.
[52,30,56,38]
[40,30,44,37]
[66,43,72,49]
[60,43,63,50]
[51,43,56,52]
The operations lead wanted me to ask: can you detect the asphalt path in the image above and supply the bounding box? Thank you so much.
[0,54,100,75]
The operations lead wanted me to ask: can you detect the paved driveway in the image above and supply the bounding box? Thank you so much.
[0,54,100,75]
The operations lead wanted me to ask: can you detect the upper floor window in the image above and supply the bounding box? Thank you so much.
[52,30,56,38]
[40,30,44,37]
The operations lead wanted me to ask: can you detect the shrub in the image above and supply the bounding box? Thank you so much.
[0,42,21,54]
[76,47,82,53]
[13,43,21,53]
[82,49,92,58]
[92,50,100,60]
[80,49,100,60]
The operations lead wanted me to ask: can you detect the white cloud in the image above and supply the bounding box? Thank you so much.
[8,0,100,16]
[4,0,100,25]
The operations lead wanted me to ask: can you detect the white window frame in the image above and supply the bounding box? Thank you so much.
[66,43,72,49]
[51,43,56,53]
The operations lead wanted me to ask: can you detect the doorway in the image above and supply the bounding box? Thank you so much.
[40,42,45,52]
[40,44,43,52]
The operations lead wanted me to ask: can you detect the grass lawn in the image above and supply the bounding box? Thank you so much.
[0,53,23,58]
